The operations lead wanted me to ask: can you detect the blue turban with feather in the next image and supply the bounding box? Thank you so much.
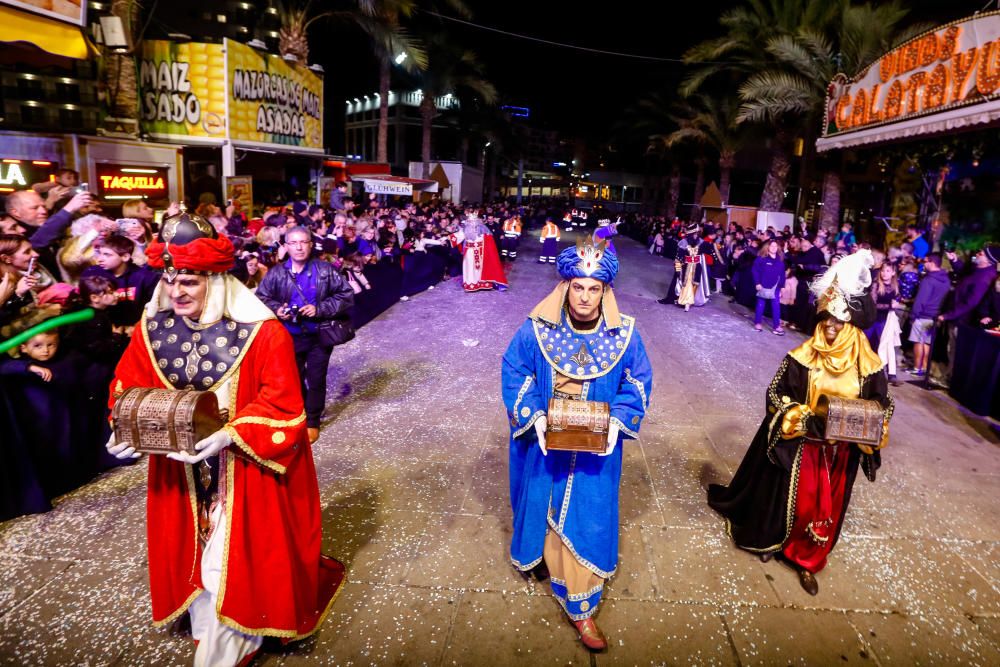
[556,240,619,283]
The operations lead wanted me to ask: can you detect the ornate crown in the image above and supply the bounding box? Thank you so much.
[816,276,851,322]
[574,238,608,276]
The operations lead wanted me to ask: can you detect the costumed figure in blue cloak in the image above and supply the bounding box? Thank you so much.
[501,239,653,651]
[591,214,623,255]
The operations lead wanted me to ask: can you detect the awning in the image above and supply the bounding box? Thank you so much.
[0,7,95,60]
[816,98,1000,152]
[350,174,439,196]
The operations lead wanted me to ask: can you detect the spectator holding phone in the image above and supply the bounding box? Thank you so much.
[5,188,95,277]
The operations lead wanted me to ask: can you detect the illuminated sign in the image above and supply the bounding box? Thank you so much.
[0,159,55,193]
[2,0,86,28]
[226,39,324,150]
[140,41,228,141]
[95,164,170,200]
[822,12,1000,145]
[363,179,412,196]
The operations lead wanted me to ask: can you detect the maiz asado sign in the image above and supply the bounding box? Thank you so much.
[139,39,323,151]
[140,40,227,140]
[823,12,1000,138]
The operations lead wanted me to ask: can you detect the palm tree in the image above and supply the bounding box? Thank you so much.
[736,1,931,228]
[616,92,683,217]
[102,0,140,135]
[653,94,746,207]
[408,34,497,177]
[278,1,430,164]
[682,0,842,212]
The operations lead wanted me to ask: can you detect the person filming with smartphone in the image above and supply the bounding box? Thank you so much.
[256,226,354,443]
[5,185,95,277]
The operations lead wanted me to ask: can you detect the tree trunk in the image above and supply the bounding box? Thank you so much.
[666,165,681,219]
[420,96,435,178]
[719,151,735,205]
[818,170,841,234]
[104,0,139,133]
[376,56,390,165]
[460,135,470,166]
[759,132,791,212]
[692,157,706,221]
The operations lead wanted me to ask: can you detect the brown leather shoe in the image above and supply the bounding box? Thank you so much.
[573,617,608,651]
[307,427,320,443]
[798,569,819,596]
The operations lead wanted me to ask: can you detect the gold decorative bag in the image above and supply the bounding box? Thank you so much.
[546,398,610,453]
[814,395,883,447]
[112,387,229,455]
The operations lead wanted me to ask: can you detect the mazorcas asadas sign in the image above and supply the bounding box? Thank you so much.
[226,39,323,150]
[138,39,323,150]
[822,12,1000,141]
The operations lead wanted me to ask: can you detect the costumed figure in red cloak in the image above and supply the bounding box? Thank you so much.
[460,215,507,292]
[105,207,345,666]
[708,251,893,596]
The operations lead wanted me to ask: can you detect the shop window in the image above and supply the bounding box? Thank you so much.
[59,107,84,129]
[55,81,81,104]
[16,77,43,102]
[20,103,47,126]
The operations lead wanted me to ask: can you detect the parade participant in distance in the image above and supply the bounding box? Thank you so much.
[106,208,345,667]
[501,240,652,650]
[708,250,893,596]
[539,216,561,264]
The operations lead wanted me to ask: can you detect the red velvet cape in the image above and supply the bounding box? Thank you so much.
[110,317,344,638]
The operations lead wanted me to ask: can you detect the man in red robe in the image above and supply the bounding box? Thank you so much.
[106,208,345,666]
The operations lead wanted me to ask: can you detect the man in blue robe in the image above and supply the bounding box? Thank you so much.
[501,240,653,651]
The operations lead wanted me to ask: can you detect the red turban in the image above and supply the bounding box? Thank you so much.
[146,235,236,274]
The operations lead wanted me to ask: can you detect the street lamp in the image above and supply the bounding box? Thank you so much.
[395,52,407,65]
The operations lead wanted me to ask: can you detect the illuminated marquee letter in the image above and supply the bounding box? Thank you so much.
[977,40,1000,96]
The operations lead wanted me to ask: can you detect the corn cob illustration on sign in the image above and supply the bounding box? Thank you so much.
[139,40,227,140]
[225,39,324,150]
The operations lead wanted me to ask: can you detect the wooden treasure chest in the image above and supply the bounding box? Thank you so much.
[112,387,229,455]
[546,398,611,453]
[814,395,883,447]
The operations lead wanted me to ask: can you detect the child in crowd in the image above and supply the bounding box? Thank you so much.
[0,327,90,498]
[82,234,159,326]
[868,262,902,384]
[898,256,919,302]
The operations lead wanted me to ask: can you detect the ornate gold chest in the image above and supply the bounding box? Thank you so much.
[112,387,229,455]
[814,395,883,447]
[546,398,610,453]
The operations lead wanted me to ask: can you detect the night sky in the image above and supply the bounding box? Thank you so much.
[323,0,991,154]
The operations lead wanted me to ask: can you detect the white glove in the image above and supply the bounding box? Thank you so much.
[106,432,141,460]
[598,422,620,457]
[166,428,232,465]
[534,416,548,456]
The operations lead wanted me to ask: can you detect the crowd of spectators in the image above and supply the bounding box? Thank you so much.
[0,172,566,521]
[632,214,1000,388]
[4,170,996,521]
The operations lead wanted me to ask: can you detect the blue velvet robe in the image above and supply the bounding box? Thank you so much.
[502,311,653,578]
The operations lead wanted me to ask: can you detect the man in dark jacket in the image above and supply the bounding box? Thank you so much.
[5,189,94,276]
[908,253,950,376]
[256,226,354,443]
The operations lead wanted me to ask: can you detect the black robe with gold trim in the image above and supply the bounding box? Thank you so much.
[707,356,891,555]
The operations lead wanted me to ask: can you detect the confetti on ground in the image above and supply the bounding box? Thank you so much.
[1,231,998,665]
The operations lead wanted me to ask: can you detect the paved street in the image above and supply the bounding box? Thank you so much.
[2,231,999,666]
